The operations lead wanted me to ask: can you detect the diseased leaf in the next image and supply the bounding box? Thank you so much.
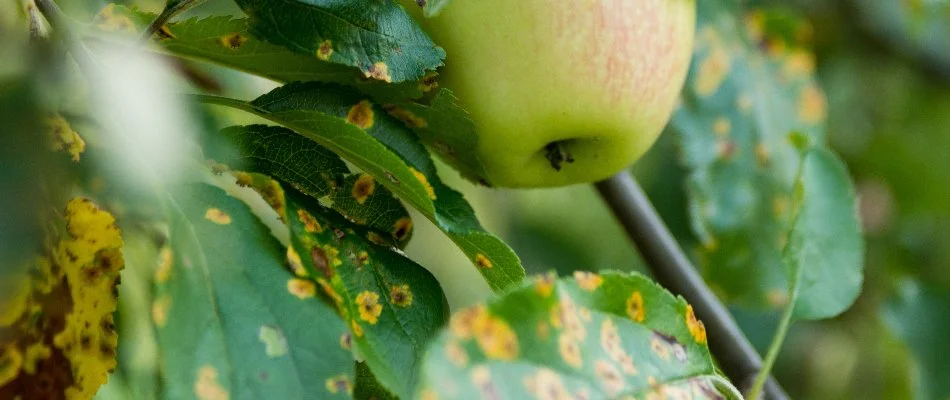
[1,198,124,400]
[199,82,525,292]
[418,271,740,399]
[783,148,863,320]
[884,280,950,400]
[280,185,448,399]
[233,0,445,83]
[91,6,425,102]
[670,2,830,308]
[155,184,353,400]
[206,124,412,247]
[353,362,397,400]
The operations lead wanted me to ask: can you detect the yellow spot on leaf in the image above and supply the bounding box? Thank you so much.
[475,253,492,269]
[409,168,436,200]
[205,208,231,225]
[259,326,288,357]
[766,289,789,308]
[390,284,413,307]
[286,247,307,278]
[346,100,375,129]
[45,114,85,162]
[535,272,556,297]
[445,340,469,367]
[524,368,569,400]
[685,305,707,344]
[713,117,731,136]
[325,374,353,394]
[365,62,392,83]
[352,174,376,205]
[318,279,343,306]
[339,332,352,350]
[784,50,815,77]
[626,291,645,323]
[573,271,603,291]
[356,291,383,324]
[559,333,583,368]
[94,4,136,33]
[350,320,364,338]
[650,337,671,361]
[367,231,389,246]
[316,39,334,60]
[287,278,316,300]
[219,32,247,49]
[152,295,171,327]
[451,305,518,360]
[384,105,429,128]
[798,85,827,124]
[695,42,731,96]
[22,343,51,375]
[195,365,230,400]
[0,345,23,386]
[155,246,173,283]
[297,209,323,233]
[595,360,626,396]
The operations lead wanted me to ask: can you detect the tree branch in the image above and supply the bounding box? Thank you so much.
[595,172,789,400]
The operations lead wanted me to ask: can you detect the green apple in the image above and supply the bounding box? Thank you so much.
[401,0,695,187]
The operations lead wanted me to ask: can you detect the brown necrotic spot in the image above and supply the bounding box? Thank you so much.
[311,247,333,279]
[220,32,247,50]
[392,217,413,242]
[384,105,428,128]
[351,174,375,205]
[390,284,413,307]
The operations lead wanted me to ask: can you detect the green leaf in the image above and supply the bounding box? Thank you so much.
[91,6,425,102]
[232,0,445,83]
[783,148,863,320]
[418,271,741,399]
[156,183,354,400]
[884,280,950,400]
[354,362,397,400]
[197,82,525,292]
[206,124,413,247]
[280,186,448,399]
[670,2,830,308]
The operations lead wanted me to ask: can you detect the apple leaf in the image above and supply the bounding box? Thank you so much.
[884,279,950,400]
[198,82,525,293]
[670,2,833,308]
[205,124,413,248]
[155,184,354,399]
[232,0,445,83]
[279,185,448,399]
[417,271,741,399]
[353,362,397,400]
[89,6,425,102]
[782,148,863,320]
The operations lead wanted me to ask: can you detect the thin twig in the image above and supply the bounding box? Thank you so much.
[595,172,789,400]
[33,0,99,75]
[137,0,208,45]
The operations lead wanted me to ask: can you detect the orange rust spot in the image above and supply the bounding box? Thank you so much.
[297,209,323,233]
[626,291,645,323]
[195,365,229,400]
[535,272,556,297]
[286,247,307,278]
[351,174,375,205]
[573,271,603,291]
[798,85,827,124]
[316,39,334,61]
[204,208,231,225]
[346,100,375,129]
[350,320,364,337]
[475,254,492,269]
[409,168,436,200]
[390,284,413,307]
[220,32,247,50]
[365,62,392,83]
[356,291,383,324]
[287,279,316,300]
[325,374,352,395]
[685,305,707,344]
[419,71,439,93]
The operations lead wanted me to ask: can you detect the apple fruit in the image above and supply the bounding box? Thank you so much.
[400,0,695,187]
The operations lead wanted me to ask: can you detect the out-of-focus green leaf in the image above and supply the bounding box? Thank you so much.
[280,186,448,399]
[91,6,425,102]
[857,0,950,76]
[418,271,740,399]
[884,280,950,400]
[232,0,444,83]
[671,1,831,308]
[199,82,525,292]
[206,124,413,247]
[783,148,863,320]
[156,184,353,400]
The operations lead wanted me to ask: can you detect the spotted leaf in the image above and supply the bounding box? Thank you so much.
[205,124,412,247]
[418,271,741,399]
[670,2,837,308]
[155,184,352,399]
[280,185,448,399]
[199,82,525,292]
[233,0,444,83]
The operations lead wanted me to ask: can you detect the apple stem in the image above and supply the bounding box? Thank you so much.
[595,172,790,400]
